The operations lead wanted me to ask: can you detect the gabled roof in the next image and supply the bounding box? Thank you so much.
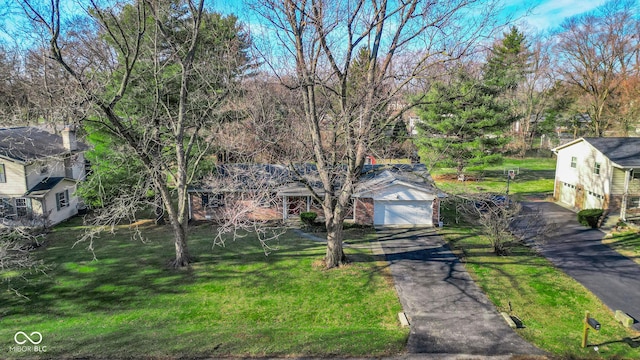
[0,127,88,163]
[554,137,640,167]
[24,177,76,197]
[190,163,440,198]
[353,165,441,198]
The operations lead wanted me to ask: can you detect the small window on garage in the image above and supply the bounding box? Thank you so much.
[594,162,601,175]
[570,156,577,168]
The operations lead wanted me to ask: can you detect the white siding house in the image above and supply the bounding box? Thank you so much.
[0,127,88,225]
[552,137,640,220]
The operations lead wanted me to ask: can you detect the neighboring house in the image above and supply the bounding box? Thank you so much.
[189,164,444,227]
[0,127,88,225]
[552,137,640,221]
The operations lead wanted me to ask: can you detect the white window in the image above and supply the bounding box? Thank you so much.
[570,157,577,168]
[15,198,29,217]
[630,197,640,209]
[56,190,70,211]
[0,164,5,183]
[594,162,601,175]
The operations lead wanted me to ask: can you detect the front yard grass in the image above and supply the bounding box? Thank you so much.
[0,221,407,359]
[439,223,640,358]
[434,157,640,358]
[603,228,640,266]
[432,157,556,200]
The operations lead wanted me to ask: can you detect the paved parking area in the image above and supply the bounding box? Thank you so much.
[376,228,545,356]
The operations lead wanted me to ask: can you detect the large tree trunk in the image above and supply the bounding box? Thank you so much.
[325,218,346,268]
[171,221,191,268]
[157,181,192,268]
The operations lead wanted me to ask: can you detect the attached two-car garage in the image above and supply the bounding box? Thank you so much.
[352,172,440,227]
[373,200,433,226]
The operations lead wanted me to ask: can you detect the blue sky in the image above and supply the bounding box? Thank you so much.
[214,0,608,33]
[0,0,609,47]
[506,0,606,31]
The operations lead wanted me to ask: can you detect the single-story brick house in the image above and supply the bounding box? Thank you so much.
[188,164,444,227]
[552,137,640,220]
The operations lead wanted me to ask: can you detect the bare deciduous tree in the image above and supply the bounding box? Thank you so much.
[554,0,640,137]
[0,220,47,298]
[253,0,507,268]
[453,194,553,255]
[202,165,289,253]
[18,0,250,267]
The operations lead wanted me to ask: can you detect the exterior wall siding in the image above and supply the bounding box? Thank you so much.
[43,180,79,225]
[0,160,27,196]
[555,140,616,211]
[612,168,640,195]
[26,158,68,190]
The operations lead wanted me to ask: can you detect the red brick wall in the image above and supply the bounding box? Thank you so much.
[189,193,282,222]
[354,198,374,225]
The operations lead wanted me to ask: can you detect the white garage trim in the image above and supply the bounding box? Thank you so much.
[373,200,433,226]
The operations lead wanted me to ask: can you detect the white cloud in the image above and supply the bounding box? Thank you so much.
[516,0,605,31]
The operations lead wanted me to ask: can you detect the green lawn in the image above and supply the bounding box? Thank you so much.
[439,223,640,358]
[0,221,407,359]
[434,157,640,358]
[603,229,640,266]
[433,157,556,200]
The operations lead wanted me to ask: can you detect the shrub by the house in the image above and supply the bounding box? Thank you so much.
[577,209,603,228]
[300,212,318,225]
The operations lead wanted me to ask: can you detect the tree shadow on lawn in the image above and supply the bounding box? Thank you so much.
[1,225,324,320]
[475,169,556,181]
[594,336,640,349]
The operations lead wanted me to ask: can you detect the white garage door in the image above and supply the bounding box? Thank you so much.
[584,190,604,209]
[559,182,576,206]
[373,200,433,226]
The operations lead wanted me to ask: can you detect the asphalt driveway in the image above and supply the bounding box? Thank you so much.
[521,201,640,331]
[375,228,544,356]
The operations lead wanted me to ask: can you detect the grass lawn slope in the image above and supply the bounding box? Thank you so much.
[433,157,556,199]
[434,157,640,358]
[0,221,407,359]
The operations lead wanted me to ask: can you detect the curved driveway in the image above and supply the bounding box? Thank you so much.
[375,228,545,356]
[521,201,640,331]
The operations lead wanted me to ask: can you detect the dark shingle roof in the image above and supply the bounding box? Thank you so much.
[355,164,439,195]
[584,137,640,167]
[0,127,88,163]
[190,163,439,196]
[24,177,65,197]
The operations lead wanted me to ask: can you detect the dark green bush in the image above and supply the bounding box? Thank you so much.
[577,209,603,228]
[300,212,317,225]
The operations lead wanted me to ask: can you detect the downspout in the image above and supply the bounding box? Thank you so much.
[282,196,287,220]
[187,192,192,221]
[353,198,357,222]
[621,169,631,222]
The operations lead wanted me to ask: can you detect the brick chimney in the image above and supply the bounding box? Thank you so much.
[62,126,77,151]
